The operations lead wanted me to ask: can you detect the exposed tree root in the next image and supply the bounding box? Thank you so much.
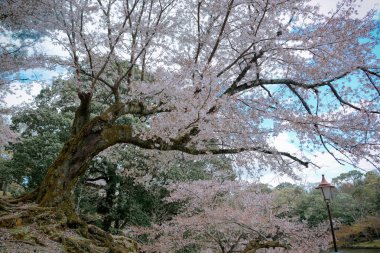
[0,197,16,212]
[7,189,38,204]
[0,196,139,253]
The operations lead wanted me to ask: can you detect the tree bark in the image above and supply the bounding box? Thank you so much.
[98,164,118,231]
[71,91,92,135]
[243,239,289,253]
[32,100,132,220]
[34,127,104,219]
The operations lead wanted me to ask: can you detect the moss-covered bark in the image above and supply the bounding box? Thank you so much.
[0,198,139,252]
[34,123,129,215]
[35,141,97,220]
[72,91,92,135]
[33,96,132,220]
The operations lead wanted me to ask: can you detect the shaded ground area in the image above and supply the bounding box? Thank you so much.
[0,196,139,253]
[0,225,65,253]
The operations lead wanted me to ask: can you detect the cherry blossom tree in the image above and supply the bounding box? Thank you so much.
[132,180,329,253]
[4,0,378,221]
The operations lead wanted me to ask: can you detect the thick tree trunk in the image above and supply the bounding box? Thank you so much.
[32,95,132,221]
[98,165,118,231]
[35,124,105,220]
[33,124,131,222]
[28,92,200,221]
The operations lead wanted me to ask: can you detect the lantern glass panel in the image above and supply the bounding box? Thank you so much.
[321,187,332,202]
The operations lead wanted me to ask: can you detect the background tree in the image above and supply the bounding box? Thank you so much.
[134,180,329,253]
[77,148,235,233]
[1,79,74,190]
[273,170,380,227]
[332,170,364,188]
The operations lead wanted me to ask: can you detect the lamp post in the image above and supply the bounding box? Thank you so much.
[316,175,338,252]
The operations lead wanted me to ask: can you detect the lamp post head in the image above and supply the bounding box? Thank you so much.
[316,174,335,202]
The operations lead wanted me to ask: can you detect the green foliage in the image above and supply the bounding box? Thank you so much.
[76,149,235,233]
[336,216,380,247]
[351,171,380,217]
[2,79,74,189]
[332,193,356,225]
[331,171,380,224]
[293,189,328,227]
[275,182,299,190]
[175,244,200,253]
[76,159,167,232]
[332,170,364,187]
[5,135,64,188]
[274,170,380,228]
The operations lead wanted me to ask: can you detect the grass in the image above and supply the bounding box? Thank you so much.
[351,239,380,248]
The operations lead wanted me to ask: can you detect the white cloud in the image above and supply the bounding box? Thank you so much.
[306,150,377,182]
[37,38,69,58]
[272,132,299,153]
[3,81,43,107]
[261,132,377,186]
[314,0,379,17]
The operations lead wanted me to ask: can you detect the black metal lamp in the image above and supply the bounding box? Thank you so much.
[316,174,338,252]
